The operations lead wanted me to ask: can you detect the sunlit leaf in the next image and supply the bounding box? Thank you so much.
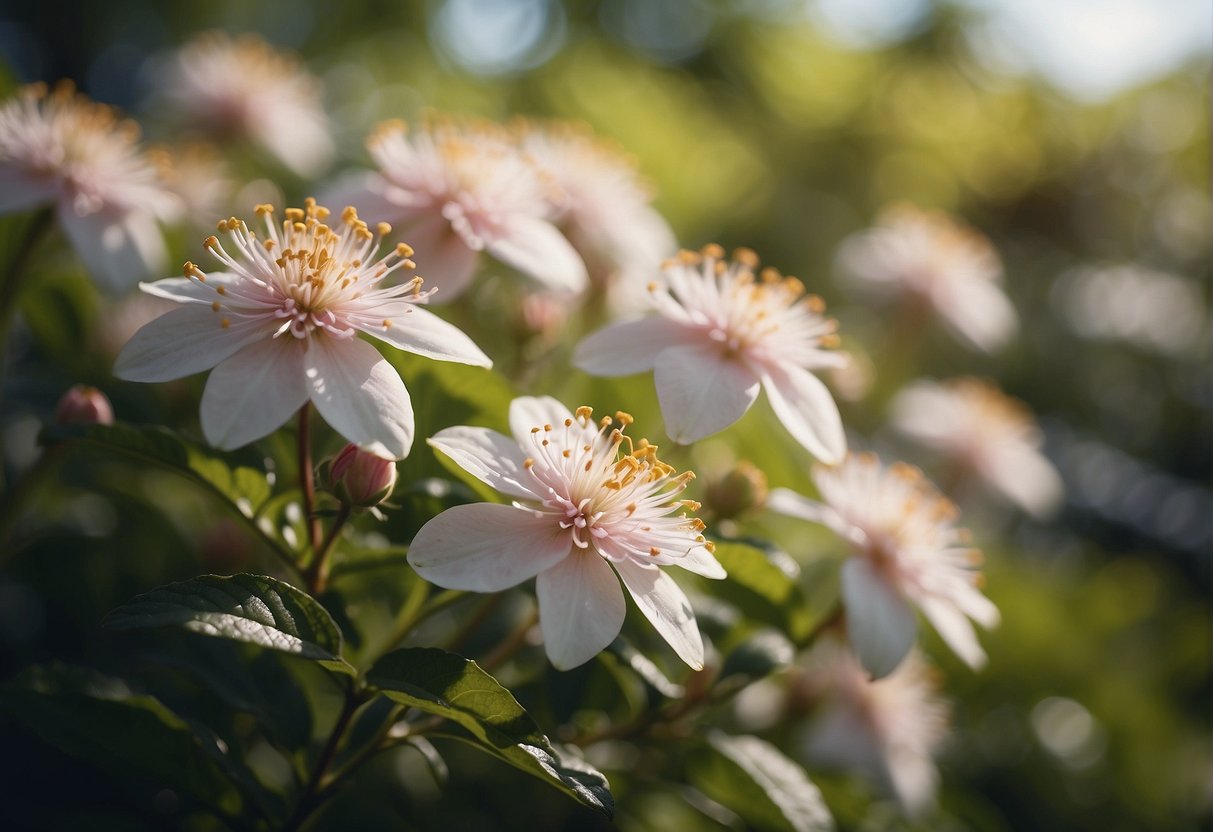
[710,542,815,643]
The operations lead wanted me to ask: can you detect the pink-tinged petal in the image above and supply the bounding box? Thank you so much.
[887,747,941,819]
[353,304,491,367]
[917,595,987,670]
[841,558,917,679]
[536,551,626,670]
[305,336,414,460]
[947,581,1001,630]
[760,363,847,464]
[428,426,540,501]
[408,503,571,592]
[139,273,238,305]
[60,206,166,292]
[676,545,727,580]
[406,212,481,300]
[509,396,575,446]
[935,278,1018,353]
[573,318,688,376]
[486,215,588,294]
[614,558,705,670]
[320,172,413,225]
[113,305,269,382]
[200,338,309,450]
[984,443,1064,520]
[654,343,760,444]
[766,487,836,525]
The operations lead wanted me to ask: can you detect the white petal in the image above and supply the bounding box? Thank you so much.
[305,336,414,460]
[766,488,835,525]
[113,305,269,383]
[200,338,309,450]
[677,545,727,580]
[355,304,491,367]
[486,215,588,293]
[841,558,917,679]
[408,503,571,592]
[509,396,575,446]
[935,278,1018,353]
[139,273,239,305]
[573,318,688,376]
[984,443,1065,519]
[614,559,705,670]
[428,426,540,501]
[654,343,760,444]
[253,111,333,178]
[761,363,847,464]
[886,746,940,818]
[536,551,627,670]
[60,206,166,293]
[320,172,410,225]
[918,594,987,670]
[407,212,481,300]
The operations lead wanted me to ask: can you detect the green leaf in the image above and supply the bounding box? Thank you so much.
[368,647,613,816]
[711,542,816,643]
[1,665,248,820]
[719,628,796,684]
[41,422,273,513]
[689,731,834,832]
[104,573,355,677]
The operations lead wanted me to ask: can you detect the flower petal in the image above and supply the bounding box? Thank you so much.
[200,337,309,450]
[406,212,481,300]
[760,363,847,464]
[654,343,760,444]
[60,205,166,293]
[985,443,1064,520]
[305,336,414,460]
[139,273,239,305]
[509,396,575,446]
[573,318,688,376]
[614,559,705,670]
[676,545,727,579]
[0,170,56,213]
[935,278,1018,353]
[841,558,917,679]
[353,303,491,368]
[486,215,588,294]
[536,551,627,670]
[113,304,269,383]
[428,426,540,501]
[408,503,571,592]
[918,594,987,670]
[766,487,836,525]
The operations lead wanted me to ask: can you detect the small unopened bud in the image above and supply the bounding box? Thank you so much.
[54,385,114,426]
[326,443,398,507]
[703,460,768,521]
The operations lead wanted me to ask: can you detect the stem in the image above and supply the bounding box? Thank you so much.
[480,606,538,672]
[297,404,321,556]
[305,503,350,595]
[282,684,363,832]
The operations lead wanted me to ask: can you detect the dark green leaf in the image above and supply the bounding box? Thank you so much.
[104,573,355,676]
[368,647,613,816]
[689,731,834,832]
[711,542,816,643]
[719,629,796,684]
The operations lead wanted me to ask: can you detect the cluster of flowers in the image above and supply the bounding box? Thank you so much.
[1,30,1064,814]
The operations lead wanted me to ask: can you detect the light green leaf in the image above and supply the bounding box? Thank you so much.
[711,542,816,643]
[103,573,355,677]
[368,647,613,816]
[690,731,834,832]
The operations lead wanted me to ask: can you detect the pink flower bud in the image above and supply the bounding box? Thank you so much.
[54,385,114,426]
[327,443,398,507]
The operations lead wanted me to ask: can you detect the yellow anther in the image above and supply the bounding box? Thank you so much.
[211,301,221,311]
[382,319,391,329]
[702,243,725,259]
[531,427,541,433]
[615,411,633,426]
[254,203,274,216]
[395,242,414,258]
[220,318,231,329]
[733,247,759,267]
[376,222,392,236]
[524,457,535,469]
[649,547,661,556]
[203,235,219,250]
[284,207,304,221]
[564,418,573,427]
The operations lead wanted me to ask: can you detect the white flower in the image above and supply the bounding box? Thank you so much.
[799,639,948,817]
[520,120,676,313]
[768,453,998,678]
[574,246,847,462]
[157,31,334,177]
[114,200,491,458]
[891,378,1064,519]
[325,117,587,299]
[0,82,179,291]
[835,204,1018,352]
[407,396,725,670]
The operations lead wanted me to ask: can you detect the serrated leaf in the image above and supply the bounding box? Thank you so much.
[1,665,247,820]
[690,732,834,832]
[368,647,613,816]
[40,421,273,518]
[104,573,355,676]
[711,542,815,643]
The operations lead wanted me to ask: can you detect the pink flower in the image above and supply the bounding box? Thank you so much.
[574,246,847,462]
[768,454,998,678]
[325,117,587,300]
[890,378,1064,519]
[327,443,399,507]
[54,385,114,426]
[0,82,180,291]
[114,200,491,458]
[407,397,725,670]
[835,204,1017,353]
[157,32,334,177]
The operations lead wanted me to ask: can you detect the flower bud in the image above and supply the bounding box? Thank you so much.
[703,460,768,521]
[54,385,114,426]
[326,443,398,508]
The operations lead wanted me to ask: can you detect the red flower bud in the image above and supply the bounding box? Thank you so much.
[327,443,398,507]
[54,385,114,426]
